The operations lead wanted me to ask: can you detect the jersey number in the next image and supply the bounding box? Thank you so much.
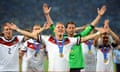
[8,48,12,54]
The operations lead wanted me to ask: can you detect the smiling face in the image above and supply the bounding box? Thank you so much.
[2,23,13,39]
[54,22,65,36]
[66,23,75,36]
[101,32,110,45]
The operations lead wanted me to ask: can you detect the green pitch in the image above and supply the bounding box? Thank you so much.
[44,59,48,72]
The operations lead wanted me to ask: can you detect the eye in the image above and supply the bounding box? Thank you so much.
[5,28,11,31]
[69,27,71,29]
[61,27,64,28]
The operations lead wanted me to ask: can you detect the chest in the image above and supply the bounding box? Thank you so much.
[0,44,19,55]
[46,41,72,53]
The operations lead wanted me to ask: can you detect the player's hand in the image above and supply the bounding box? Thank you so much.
[43,3,51,15]
[7,23,18,31]
[97,5,107,16]
[43,22,51,29]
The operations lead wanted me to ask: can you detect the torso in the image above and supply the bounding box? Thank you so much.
[0,35,23,71]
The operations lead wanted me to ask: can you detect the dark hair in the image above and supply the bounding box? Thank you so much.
[65,21,76,28]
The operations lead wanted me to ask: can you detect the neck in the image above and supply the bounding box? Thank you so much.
[102,43,109,46]
[4,35,12,40]
[68,33,74,37]
[55,34,63,41]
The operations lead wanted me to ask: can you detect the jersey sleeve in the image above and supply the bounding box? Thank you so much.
[17,35,24,42]
[74,25,94,37]
[38,35,49,44]
[20,40,27,51]
[50,24,55,36]
[20,43,27,51]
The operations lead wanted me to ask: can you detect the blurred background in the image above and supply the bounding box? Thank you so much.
[0,0,120,35]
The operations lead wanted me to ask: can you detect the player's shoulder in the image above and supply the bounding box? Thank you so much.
[40,35,51,40]
[15,35,24,38]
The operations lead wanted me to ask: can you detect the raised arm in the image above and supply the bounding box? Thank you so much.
[109,29,119,44]
[105,20,119,44]
[43,3,55,35]
[75,24,88,32]
[81,28,106,42]
[43,3,53,24]
[91,5,107,27]
[75,24,94,37]
[7,23,48,40]
[75,5,106,37]
[93,35,99,47]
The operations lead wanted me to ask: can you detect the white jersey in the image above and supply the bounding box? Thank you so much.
[0,35,24,71]
[21,39,45,72]
[39,35,78,71]
[96,38,114,72]
[81,40,96,72]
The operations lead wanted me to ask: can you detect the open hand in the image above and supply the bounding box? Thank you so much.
[6,23,18,30]
[43,3,51,15]
[97,5,107,16]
